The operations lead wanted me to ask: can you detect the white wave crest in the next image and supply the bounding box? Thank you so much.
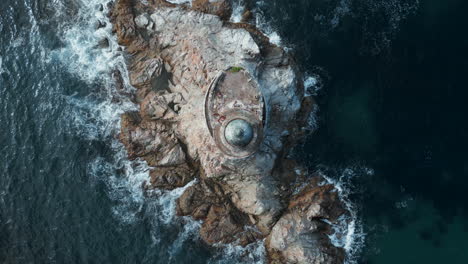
[209,239,266,264]
[55,1,366,263]
[167,0,192,5]
[230,0,246,23]
[316,166,369,264]
[55,0,199,253]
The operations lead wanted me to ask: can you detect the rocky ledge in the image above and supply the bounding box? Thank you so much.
[108,0,349,263]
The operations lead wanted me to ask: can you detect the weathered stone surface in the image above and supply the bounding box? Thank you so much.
[119,111,186,167]
[176,181,222,219]
[266,178,347,264]
[140,91,185,120]
[110,0,137,46]
[267,216,345,264]
[192,0,232,21]
[129,57,163,90]
[288,183,346,221]
[149,163,195,190]
[110,0,347,262]
[176,180,263,245]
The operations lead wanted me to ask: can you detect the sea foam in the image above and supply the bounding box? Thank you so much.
[55,0,200,256]
[55,0,364,263]
[316,166,369,264]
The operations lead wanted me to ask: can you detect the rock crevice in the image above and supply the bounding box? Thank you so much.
[109,0,349,263]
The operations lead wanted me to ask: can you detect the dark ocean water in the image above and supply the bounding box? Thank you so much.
[1,0,467,263]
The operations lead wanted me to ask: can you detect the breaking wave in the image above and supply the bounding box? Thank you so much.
[53,0,367,263]
[54,0,205,260]
[230,0,245,23]
[316,165,370,264]
[52,0,268,262]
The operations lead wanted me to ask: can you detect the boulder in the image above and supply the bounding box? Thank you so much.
[177,180,264,245]
[149,163,196,190]
[129,57,163,90]
[140,91,185,120]
[119,112,186,167]
[134,14,149,28]
[266,180,347,264]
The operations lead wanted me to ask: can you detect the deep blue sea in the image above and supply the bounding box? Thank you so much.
[1,0,467,263]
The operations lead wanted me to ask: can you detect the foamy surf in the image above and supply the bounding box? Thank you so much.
[230,0,245,23]
[52,0,266,263]
[209,239,266,264]
[316,166,369,264]
[54,0,365,263]
[56,0,203,255]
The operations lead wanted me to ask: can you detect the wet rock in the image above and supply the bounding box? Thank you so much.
[95,20,107,29]
[111,0,347,262]
[97,37,110,49]
[147,21,155,31]
[109,0,136,46]
[97,4,104,12]
[288,182,346,221]
[176,181,223,220]
[119,112,186,167]
[177,180,263,245]
[149,163,195,190]
[241,9,254,23]
[266,179,347,264]
[192,0,232,21]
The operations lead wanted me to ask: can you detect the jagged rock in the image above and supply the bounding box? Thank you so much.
[192,0,232,21]
[158,144,186,166]
[119,112,186,167]
[288,182,346,221]
[149,163,195,190]
[176,181,223,219]
[177,180,263,245]
[266,179,347,264]
[140,91,185,120]
[95,20,107,29]
[97,37,110,49]
[147,21,155,31]
[97,4,104,12]
[129,57,163,90]
[109,0,137,46]
[110,0,347,262]
[267,216,345,264]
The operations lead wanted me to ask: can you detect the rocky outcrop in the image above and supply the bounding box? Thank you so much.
[191,0,232,21]
[109,0,349,263]
[176,179,263,245]
[266,178,347,264]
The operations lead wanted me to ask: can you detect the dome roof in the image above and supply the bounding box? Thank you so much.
[224,119,254,147]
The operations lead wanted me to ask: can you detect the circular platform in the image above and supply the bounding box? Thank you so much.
[204,67,265,158]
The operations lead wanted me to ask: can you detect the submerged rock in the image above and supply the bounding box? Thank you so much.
[109,0,349,263]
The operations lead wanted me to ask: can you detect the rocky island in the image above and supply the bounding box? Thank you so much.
[108,0,349,263]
